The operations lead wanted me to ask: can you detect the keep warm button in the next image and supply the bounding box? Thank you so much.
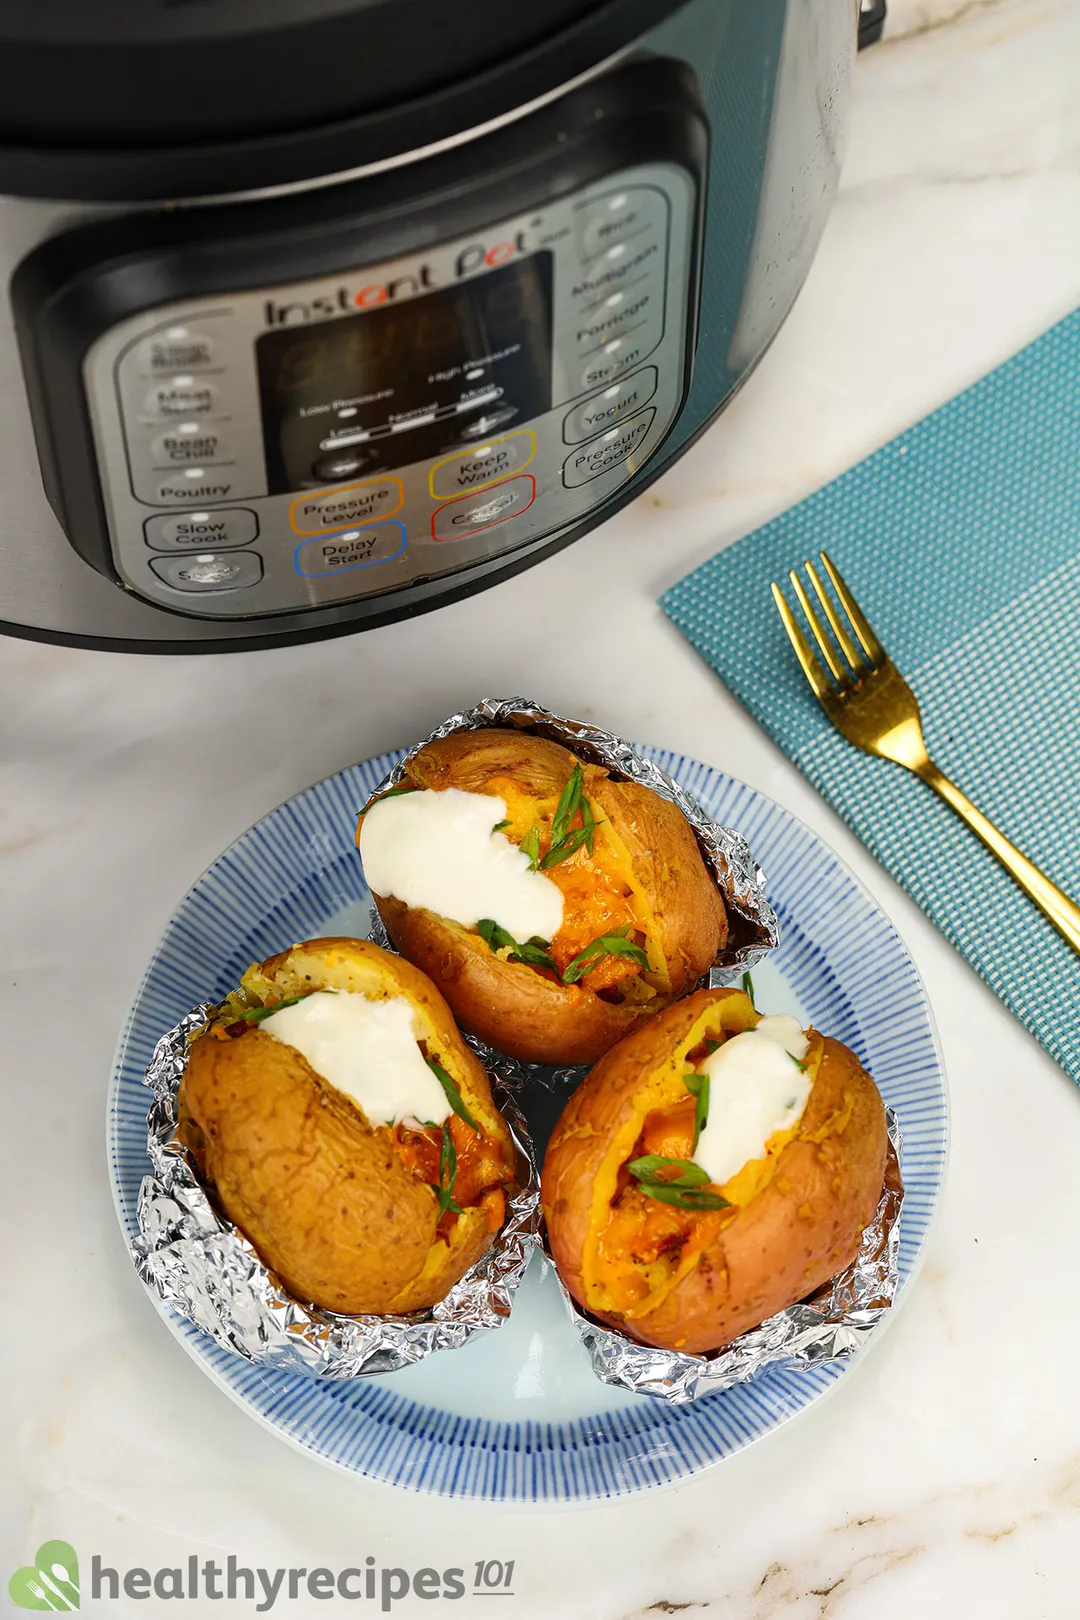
[294,521,405,578]
[562,407,656,488]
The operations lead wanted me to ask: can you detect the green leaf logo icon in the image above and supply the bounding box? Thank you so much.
[8,1542,79,1610]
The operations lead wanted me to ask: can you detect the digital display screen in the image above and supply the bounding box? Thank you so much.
[256,253,553,493]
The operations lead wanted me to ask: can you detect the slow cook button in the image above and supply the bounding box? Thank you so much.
[138,328,216,373]
[149,551,263,592]
[562,407,656,488]
[150,425,230,465]
[144,379,219,417]
[289,478,403,534]
[431,475,536,541]
[294,521,406,578]
[429,429,535,499]
[144,508,258,550]
[577,188,664,261]
[563,367,658,445]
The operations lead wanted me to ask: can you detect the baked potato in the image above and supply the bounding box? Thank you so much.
[541,987,888,1354]
[357,729,727,1065]
[177,936,517,1315]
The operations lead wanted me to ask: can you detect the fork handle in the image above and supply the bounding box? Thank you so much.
[917,761,1080,954]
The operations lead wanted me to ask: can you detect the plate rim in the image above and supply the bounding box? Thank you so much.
[106,744,949,1503]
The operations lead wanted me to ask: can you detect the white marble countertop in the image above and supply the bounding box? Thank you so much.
[7,0,1080,1613]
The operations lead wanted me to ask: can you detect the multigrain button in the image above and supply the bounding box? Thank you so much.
[294,521,406,578]
[429,429,535,498]
[431,475,536,540]
[562,407,655,487]
[139,328,216,372]
[144,378,219,417]
[563,368,657,445]
[289,477,403,534]
[150,424,231,465]
[144,508,258,550]
[149,551,263,591]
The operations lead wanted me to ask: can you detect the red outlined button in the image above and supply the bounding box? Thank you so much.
[431,474,536,541]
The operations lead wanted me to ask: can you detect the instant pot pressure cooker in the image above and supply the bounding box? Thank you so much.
[1,0,858,652]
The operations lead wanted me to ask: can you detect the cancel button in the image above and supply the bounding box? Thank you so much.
[562,407,656,488]
[563,366,658,446]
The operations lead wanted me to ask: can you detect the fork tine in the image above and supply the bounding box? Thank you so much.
[770,582,832,700]
[805,559,862,672]
[788,569,845,683]
[819,551,885,666]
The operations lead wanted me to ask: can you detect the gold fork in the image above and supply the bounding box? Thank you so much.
[771,550,1080,955]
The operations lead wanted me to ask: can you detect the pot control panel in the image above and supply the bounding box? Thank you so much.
[79,162,696,618]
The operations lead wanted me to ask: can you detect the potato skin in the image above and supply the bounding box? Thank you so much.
[369,729,728,1065]
[542,989,889,1354]
[178,937,516,1315]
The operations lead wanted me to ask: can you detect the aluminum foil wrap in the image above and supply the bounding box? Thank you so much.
[131,1006,540,1379]
[553,1109,904,1405]
[365,695,779,975]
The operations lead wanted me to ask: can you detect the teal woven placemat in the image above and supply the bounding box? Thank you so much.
[662,308,1080,1083]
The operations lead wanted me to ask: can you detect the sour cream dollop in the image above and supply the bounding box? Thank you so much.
[692,1014,811,1187]
[360,786,564,944]
[259,990,449,1128]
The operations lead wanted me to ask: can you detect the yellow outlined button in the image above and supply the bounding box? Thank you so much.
[289,476,403,535]
[428,430,536,500]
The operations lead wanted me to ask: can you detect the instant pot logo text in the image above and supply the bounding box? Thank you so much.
[9,1542,517,1612]
[264,232,529,325]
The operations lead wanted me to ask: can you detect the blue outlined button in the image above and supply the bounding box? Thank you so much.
[294,520,406,579]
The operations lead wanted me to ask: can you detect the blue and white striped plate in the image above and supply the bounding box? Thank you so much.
[109,748,947,1502]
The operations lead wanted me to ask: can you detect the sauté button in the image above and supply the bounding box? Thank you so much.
[431,475,536,541]
[289,477,403,534]
[149,551,263,591]
[563,367,657,445]
[144,508,258,551]
[562,407,655,487]
[294,521,406,578]
[138,328,216,373]
[429,429,535,499]
[150,424,231,466]
[144,379,219,417]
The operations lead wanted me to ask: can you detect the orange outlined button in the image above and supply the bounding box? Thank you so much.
[428,430,535,500]
[289,477,403,535]
[431,475,536,541]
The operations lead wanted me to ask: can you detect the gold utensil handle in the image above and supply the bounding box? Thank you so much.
[918,761,1080,954]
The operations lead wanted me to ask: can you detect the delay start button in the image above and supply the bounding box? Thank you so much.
[562,407,656,488]
[294,521,406,578]
[289,477,403,535]
[563,367,658,445]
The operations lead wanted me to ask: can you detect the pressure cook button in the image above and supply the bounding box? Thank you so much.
[294,521,406,578]
[562,407,656,488]
[431,475,536,541]
[563,367,658,445]
[149,551,263,592]
[155,471,237,503]
[289,477,403,534]
[139,329,216,373]
[144,508,258,550]
[429,429,535,499]
[144,379,219,417]
[150,425,230,465]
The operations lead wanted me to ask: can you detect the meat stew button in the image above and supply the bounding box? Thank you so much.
[563,367,657,445]
[562,407,655,487]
